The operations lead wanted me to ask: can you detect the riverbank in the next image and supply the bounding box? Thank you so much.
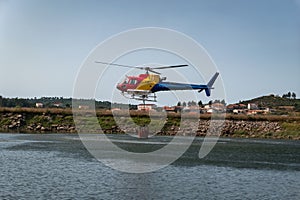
[0,107,299,139]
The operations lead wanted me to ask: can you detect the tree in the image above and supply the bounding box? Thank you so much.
[177,102,181,107]
[198,100,203,107]
[187,101,197,107]
[221,99,226,105]
[292,92,296,99]
[182,101,186,107]
[287,92,291,98]
[213,99,220,103]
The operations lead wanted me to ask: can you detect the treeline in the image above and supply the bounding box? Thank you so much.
[0,96,137,110]
[282,92,296,99]
[177,99,226,107]
[1,93,299,111]
[0,96,72,108]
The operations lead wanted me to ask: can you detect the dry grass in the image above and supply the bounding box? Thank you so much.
[226,114,300,122]
[1,107,300,122]
[0,107,73,115]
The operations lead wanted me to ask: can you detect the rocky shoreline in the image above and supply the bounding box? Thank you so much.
[0,111,299,139]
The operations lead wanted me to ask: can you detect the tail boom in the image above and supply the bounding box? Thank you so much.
[150,72,219,97]
[201,72,219,97]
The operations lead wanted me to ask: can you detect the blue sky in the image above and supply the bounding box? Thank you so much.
[0,0,299,104]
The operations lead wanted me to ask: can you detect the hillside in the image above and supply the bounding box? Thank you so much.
[240,94,300,111]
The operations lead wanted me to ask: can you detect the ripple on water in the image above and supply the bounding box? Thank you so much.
[0,133,299,199]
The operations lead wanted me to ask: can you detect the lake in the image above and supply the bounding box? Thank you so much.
[0,133,299,199]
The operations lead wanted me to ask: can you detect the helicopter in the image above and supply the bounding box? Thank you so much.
[95,61,219,102]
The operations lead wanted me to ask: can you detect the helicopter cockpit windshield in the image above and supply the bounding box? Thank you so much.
[122,78,129,84]
[123,78,138,85]
[129,79,137,85]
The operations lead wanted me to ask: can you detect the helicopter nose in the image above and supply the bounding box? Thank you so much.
[117,84,123,91]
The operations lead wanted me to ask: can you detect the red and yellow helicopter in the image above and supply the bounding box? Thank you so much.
[96,61,219,102]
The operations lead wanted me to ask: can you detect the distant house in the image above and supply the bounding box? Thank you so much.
[248,103,258,110]
[206,108,213,114]
[246,108,270,115]
[238,104,247,109]
[203,103,225,113]
[164,106,182,113]
[204,104,211,109]
[111,108,121,111]
[53,102,63,108]
[182,105,200,113]
[137,104,157,111]
[35,103,43,108]
[227,104,247,112]
[78,105,90,110]
[211,103,226,113]
[226,104,235,111]
[233,109,245,114]
[164,106,176,112]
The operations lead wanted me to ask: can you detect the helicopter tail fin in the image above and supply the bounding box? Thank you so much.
[204,72,219,97]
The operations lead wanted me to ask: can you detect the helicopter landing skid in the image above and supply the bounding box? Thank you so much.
[121,92,157,102]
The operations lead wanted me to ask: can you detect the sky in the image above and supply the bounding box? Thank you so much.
[0,0,299,105]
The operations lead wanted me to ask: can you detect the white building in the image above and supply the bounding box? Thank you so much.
[78,105,90,109]
[35,103,43,108]
[137,104,157,111]
[248,103,258,110]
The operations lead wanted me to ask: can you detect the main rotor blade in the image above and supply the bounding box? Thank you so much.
[95,61,143,69]
[152,64,188,69]
[148,69,161,75]
[95,61,188,72]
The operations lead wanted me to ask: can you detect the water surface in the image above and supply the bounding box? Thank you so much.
[0,133,299,199]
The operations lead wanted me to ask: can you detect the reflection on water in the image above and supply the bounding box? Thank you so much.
[0,133,299,199]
